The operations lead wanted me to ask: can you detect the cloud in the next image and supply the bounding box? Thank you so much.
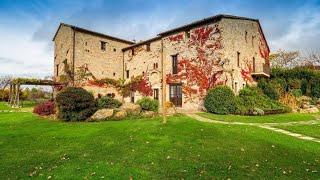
[269,3,320,52]
[0,0,319,77]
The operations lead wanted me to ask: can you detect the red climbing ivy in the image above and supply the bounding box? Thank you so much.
[166,24,224,100]
[169,33,184,41]
[241,60,253,83]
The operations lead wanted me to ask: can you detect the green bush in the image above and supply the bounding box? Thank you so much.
[300,79,309,95]
[270,67,320,98]
[287,79,301,90]
[291,89,302,97]
[235,87,290,115]
[55,87,97,121]
[310,77,320,98]
[97,96,122,109]
[136,97,159,112]
[257,78,280,100]
[204,86,237,114]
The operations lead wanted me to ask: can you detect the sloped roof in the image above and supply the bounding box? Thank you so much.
[52,23,135,45]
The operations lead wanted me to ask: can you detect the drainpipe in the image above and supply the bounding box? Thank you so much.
[161,38,167,124]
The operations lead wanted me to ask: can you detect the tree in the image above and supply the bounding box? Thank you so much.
[0,76,12,90]
[270,49,300,68]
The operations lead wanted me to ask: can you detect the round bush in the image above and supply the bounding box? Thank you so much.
[33,100,56,116]
[204,86,237,114]
[55,87,96,121]
[97,96,122,109]
[136,97,159,112]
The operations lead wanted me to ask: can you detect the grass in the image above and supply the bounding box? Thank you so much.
[275,124,320,139]
[197,112,317,123]
[0,101,37,112]
[0,112,319,179]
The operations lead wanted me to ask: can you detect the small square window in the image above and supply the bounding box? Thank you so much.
[146,43,151,51]
[113,72,116,76]
[101,41,106,51]
[185,30,190,38]
[113,48,116,52]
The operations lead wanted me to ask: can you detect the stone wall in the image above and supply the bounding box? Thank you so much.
[54,17,270,111]
[53,25,74,82]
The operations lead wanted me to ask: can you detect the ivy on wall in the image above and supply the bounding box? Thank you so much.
[166,24,224,101]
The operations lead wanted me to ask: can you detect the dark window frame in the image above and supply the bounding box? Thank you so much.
[56,64,59,76]
[146,43,151,51]
[172,54,178,74]
[126,70,130,79]
[237,52,240,67]
[101,41,106,51]
[153,88,159,100]
[185,30,191,38]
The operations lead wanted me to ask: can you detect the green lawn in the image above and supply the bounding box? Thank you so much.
[0,101,37,112]
[275,124,320,139]
[0,112,319,179]
[198,112,317,123]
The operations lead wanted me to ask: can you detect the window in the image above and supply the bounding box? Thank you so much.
[237,52,240,67]
[113,48,116,52]
[126,70,130,79]
[253,57,256,72]
[153,89,159,100]
[146,43,151,51]
[153,63,159,69]
[142,71,145,76]
[131,48,134,55]
[172,54,178,74]
[185,30,190,38]
[101,41,106,51]
[245,31,248,43]
[234,82,238,92]
[113,72,116,76]
[85,42,88,46]
[130,91,135,103]
[56,64,59,76]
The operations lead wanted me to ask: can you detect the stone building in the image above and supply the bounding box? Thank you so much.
[53,14,270,111]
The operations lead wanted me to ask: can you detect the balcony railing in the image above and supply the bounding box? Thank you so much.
[251,63,270,77]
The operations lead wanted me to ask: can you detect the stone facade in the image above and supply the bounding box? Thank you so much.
[53,14,270,111]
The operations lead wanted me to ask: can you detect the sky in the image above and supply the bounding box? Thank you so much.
[0,0,319,77]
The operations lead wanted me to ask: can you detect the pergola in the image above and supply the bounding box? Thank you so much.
[8,78,62,107]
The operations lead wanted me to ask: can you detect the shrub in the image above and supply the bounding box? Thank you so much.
[291,89,302,97]
[97,96,122,109]
[300,79,309,95]
[204,86,237,114]
[235,87,290,115]
[137,97,159,112]
[257,79,279,100]
[310,77,320,98]
[55,87,97,121]
[33,100,56,116]
[287,78,301,90]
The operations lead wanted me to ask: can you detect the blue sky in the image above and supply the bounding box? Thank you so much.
[0,0,319,77]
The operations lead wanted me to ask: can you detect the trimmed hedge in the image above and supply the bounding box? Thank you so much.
[204,86,237,114]
[97,96,122,109]
[137,97,159,112]
[55,87,97,121]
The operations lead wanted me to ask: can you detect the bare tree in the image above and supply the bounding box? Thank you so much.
[300,51,320,68]
[270,49,300,68]
[0,76,12,90]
